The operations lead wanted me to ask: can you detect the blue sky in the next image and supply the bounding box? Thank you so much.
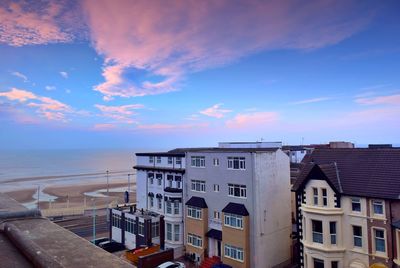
[0,0,399,149]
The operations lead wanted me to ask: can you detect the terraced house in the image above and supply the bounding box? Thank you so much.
[292,147,400,268]
[183,142,291,268]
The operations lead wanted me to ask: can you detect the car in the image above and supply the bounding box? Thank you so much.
[91,237,109,246]
[98,240,125,252]
[156,261,185,268]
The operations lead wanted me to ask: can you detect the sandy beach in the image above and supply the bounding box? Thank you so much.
[3,181,137,209]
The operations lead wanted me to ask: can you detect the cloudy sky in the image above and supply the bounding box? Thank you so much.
[0,0,399,149]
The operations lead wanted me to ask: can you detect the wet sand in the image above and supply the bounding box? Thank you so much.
[3,182,136,209]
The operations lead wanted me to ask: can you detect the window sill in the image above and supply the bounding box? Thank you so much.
[224,255,244,263]
[227,195,247,199]
[371,252,388,259]
[224,225,244,231]
[187,216,202,221]
[188,244,203,249]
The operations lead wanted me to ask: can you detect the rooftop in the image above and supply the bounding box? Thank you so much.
[0,193,133,267]
[292,148,400,199]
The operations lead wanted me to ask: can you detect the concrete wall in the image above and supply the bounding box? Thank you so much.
[252,150,291,267]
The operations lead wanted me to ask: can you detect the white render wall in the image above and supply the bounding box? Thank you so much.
[252,150,291,268]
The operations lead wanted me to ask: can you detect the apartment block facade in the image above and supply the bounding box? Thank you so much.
[134,152,186,257]
[292,148,400,268]
[183,144,291,268]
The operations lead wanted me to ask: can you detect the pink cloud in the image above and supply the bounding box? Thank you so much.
[83,0,372,99]
[95,104,144,123]
[355,94,400,105]
[0,1,77,46]
[137,122,208,131]
[11,71,28,82]
[226,111,279,129]
[200,103,232,118]
[0,88,73,121]
[290,97,332,105]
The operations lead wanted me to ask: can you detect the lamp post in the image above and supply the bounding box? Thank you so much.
[127,173,134,192]
[37,185,40,209]
[92,198,96,243]
[106,170,109,196]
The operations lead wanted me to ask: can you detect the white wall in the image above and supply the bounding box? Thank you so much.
[252,150,291,267]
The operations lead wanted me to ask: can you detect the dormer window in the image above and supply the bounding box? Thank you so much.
[351,198,361,212]
[322,188,327,206]
[372,200,384,216]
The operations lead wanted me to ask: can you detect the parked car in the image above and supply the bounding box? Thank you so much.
[98,240,125,252]
[91,237,109,246]
[157,261,185,268]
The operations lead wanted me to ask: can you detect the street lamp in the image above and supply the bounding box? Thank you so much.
[127,173,134,193]
[106,170,109,196]
[92,198,96,243]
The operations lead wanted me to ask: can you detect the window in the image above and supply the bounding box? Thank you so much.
[166,201,172,214]
[214,211,221,220]
[330,221,336,245]
[167,175,173,187]
[322,188,327,206]
[156,156,161,163]
[313,188,318,205]
[125,217,135,233]
[224,244,244,262]
[227,157,245,170]
[353,226,362,247]
[157,198,162,209]
[156,174,162,186]
[174,224,180,241]
[351,198,361,212]
[149,196,154,207]
[148,173,154,184]
[312,220,323,244]
[138,222,144,236]
[313,258,324,268]
[373,200,384,215]
[152,222,159,238]
[332,261,338,268]
[213,158,219,166]
[374,229,386,253]
[187,206,202,219]
[224,213,243,229]
[214,184,220,192]
[149,156,154,163]
[187,233,202,248]
[228,184,246,198]
[176,157,182,165]
[175,176,182,188]
[166,223,172,241]
[191,180,206,192]
[168,157,173,164]
[191,156,205,167]
[174,201,180,215]
[112,214,121,228]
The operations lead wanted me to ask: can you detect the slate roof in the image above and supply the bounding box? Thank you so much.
[185,196,208,208]
[222,202,249,216]
[292,148,400,199]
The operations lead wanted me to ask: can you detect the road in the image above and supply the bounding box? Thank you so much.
[55,214,110,240]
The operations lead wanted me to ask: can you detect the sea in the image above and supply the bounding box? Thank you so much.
[0,149,137,192]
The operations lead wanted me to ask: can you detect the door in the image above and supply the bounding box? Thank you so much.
[217,240,221,257]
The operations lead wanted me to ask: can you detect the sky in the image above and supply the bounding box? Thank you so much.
[0,0,399,150]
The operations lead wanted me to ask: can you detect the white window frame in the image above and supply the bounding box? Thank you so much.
[168,157,173,164]
[174,224,180,242]
[191,180,206,192]
[213,158,219,166]
[152,222,160,238]
[213,184,220,192]
[187,206,202,219]
[148,173,154,185]
[373,228,387,254]
[224,244,244,262]
[187,233,202,248]
[372,200,385,217]
[166,223,172,241]
[224,213,243,229]
[138,222,144,236]
[312,219,323,244]
[353,225,362,248]
[149,156,154,163]
[149,196,154,207]
[157,198,162,209]
[214,210,221,220]
[228,184,246,198]
[166,201,172,214]
[312,187,318,205]
[322,188,327,206]
[176,157,182,165]
[174,201,180,215]
[156,156,161,163]
[351,197,361,212]
[191,156,205,168]
[227,157,246,170]
[330,221,336,245]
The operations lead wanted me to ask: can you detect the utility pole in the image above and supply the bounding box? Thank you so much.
[106,170,109,196]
